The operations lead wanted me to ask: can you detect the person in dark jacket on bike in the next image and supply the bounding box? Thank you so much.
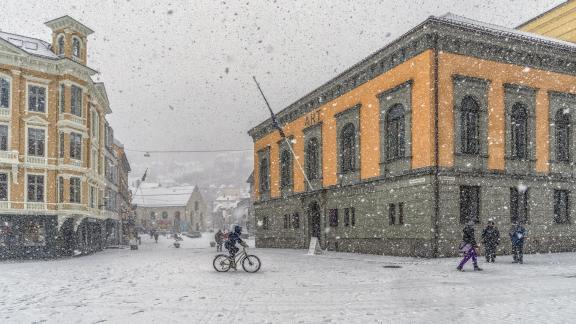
[481,220,500,263]
[457,221,482,271]
[225,225,246,259]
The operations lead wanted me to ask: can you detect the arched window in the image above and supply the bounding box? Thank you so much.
[511,103,528,159]
[555,109,570,162]
[162,211,168,219]
[57,35,65,56]
[0,77,9,109]
[280,149,292,189]
[72,38,81,58]
[340,123,356,172]
[461,96,480,154]
[306,138,319,180]
[259,157,269,192]
[386,104,405,160]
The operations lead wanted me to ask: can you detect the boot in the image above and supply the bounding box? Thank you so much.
[474,265,483,271]
[456,266,463,271]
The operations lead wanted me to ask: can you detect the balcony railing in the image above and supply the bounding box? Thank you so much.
[0,108,10,117]
[0,201,11,209]
[0,150,18,163]
[57,203,86,212]
[59,113,86,126]
[26,155,47,165]
[26,202,46,210]
[70,159,83,167]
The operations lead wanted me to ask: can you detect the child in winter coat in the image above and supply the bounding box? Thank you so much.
[457,221,482,271]
[481,220,500,263]
[510,223,526,264]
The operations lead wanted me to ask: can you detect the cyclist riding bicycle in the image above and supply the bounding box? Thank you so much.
[225,225,248,263]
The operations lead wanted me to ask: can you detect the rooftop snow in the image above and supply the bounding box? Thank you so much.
[0,31,58,59]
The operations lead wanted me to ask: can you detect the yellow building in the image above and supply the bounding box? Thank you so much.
[0,16,120,258]
[249,13,576,257]
[518,0,576,42]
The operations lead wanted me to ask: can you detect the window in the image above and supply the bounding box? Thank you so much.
[280,149,292,189]
[150,212,155,220]
[91,111,99,138]
[398,202,404,225]
[71,85,82,117]
[27,174,44,202]
[0,125,8,151]
[0,173,8,201]
[292,212,300,229]
[162,211,168,219]
[460,186,480,224]
[70,177,81,203]
[554,190,570,224]
[27,128,45,156]
[70,132,82,160]
[329,209,339,227]
[0,77,9,109]
[89,187,95,208]
[58,177,64,203]
[59,84,65,113]
[262,216,270,230]
[344,207,355,227]
[461,96,480,154]
[28,85,46,112]
[194,201,199,211]
[306,137,320,180]
[340,123,356,173]
[389,203,396,225]
[22,220,46,246]
[57,35,65,55]
[510,186,529,224]
[511,103,528,159]
[386,104,406,160]
[555,110,570,163]
[72,37,81,57]
[259,157,269,192]
[283,214,289,229]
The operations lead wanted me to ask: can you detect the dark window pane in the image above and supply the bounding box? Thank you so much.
[460,186,480,224]
[555,110,570,162]
[461,96,480,154]
[329,209,339,227]
[340,123,356,172]
[511,103,528,159]
[386,104,405,160]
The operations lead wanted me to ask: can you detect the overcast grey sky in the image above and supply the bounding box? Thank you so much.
[0,0,564,186]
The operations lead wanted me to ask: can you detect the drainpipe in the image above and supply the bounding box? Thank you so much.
[432,33,441,258]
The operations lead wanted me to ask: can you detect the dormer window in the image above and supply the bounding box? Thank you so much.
[72,37,81,58]
[57,35,65,56]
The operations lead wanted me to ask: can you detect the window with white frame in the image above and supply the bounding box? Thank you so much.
[0,77,10,109]
[72,37,81,57]
[90,186,95,208]
[92,149,98,171]
[91,110,99,139]
[0,125,8,151]
[28,85,46,112]
[58,177,64,203]
[57,35,65,56]
[70,132,82,160]
[0,173,8,201]
[70,177,81,203]
[59,132,64,158]
[27,128,45,157]
[27,174,44,202]
[71,85,82,117]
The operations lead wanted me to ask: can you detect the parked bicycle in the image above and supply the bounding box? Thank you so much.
[213,246,261,273]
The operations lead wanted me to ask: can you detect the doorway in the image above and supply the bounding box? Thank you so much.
[307,201,321,243]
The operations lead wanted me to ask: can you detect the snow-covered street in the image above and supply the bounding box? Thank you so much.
[1,234,576,324]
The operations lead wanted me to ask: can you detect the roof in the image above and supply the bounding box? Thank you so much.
[132,183,198,208]
[44,15,94,36]
[0,31,58,59]
[517,0,574,29]
[437,13,576,50]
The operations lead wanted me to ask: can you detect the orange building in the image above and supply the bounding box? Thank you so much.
[248,13,576,257]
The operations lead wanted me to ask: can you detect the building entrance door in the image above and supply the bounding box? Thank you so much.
[308,201,321,243]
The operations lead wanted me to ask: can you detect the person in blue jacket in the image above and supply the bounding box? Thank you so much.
[510,222,526,264]
[225,225,247,262]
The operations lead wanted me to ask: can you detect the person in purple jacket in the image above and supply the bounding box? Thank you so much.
[457,221,483,271]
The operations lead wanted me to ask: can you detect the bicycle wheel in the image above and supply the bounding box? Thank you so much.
[213,254,231,272]
[242,255,261,273]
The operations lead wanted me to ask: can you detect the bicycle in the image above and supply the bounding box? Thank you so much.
[213,246,261,273]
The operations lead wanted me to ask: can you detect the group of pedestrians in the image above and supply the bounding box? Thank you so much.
[457,220,526,271]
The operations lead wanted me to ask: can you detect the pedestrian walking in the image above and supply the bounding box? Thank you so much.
[481,220,500,263]
[215,229,224,252]
[457,221,482,271]
[153,230,159,243]
[509,222,526,264]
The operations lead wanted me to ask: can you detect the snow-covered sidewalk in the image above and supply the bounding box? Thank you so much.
[1,235,576,324]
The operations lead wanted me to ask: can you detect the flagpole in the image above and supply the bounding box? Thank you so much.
[252,76,314,191]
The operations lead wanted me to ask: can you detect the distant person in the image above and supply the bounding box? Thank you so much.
[481,220,500,263]
[457,221,482,271]
[509,222,526,264]
[153,230,159,243]
[215,229,224,252]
